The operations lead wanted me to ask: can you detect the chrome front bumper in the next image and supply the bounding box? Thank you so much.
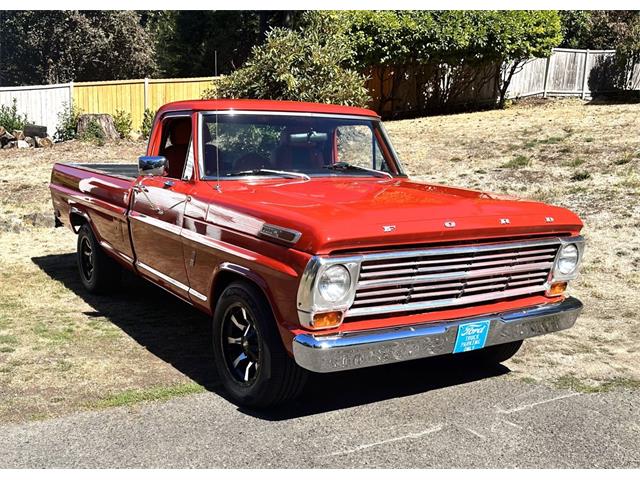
[292,297,583,373]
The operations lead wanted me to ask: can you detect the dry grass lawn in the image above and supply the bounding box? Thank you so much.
[0,98,638,423]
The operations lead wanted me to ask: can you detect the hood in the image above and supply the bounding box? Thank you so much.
[201,177,583,254]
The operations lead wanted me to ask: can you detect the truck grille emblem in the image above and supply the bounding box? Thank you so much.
[500,218,510,224]
[545,216,555,223]
[382,225,396,232]
[444,221,456,228]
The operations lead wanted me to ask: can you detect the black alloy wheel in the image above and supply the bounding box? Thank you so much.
[220,303,261,385]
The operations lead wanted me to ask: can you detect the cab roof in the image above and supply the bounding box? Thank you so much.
[156,99,380,118]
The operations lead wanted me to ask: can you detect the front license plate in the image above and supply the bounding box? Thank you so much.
[453,320,491,353]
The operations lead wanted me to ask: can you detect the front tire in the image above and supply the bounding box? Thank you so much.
[76,223,121,293]
[212,281,307,408]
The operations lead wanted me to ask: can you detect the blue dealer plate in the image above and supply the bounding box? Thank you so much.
[453,320,491,353]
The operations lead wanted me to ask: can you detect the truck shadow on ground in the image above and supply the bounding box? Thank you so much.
[33,253,510,420]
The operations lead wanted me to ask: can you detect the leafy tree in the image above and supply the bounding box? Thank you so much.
[205,13,370,107]
[0,11,156,86]
[151,11,304,77]
[559,11,593,49]
[339,11,562,111]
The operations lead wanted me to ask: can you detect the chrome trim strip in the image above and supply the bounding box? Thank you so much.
[136,261,207,301]
[129,212,182,236]
[100,240,133,263]
[293,297,583,373]
[356,237,564,263]
[188,288,208,302]
[181,227,255,260]
[199,110,380,121]
[137,262,190,291]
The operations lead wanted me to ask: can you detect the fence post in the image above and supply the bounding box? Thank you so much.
[581,50,590,99]
[69,81,74,108]
[542,55,552,98]
[143,78,149,111]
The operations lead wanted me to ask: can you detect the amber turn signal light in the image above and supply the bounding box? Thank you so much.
[547,282,568,297]
[312,311,343,329]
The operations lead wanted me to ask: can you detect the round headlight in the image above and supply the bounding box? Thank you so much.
[557,244,579,275]
[318,265,351,302]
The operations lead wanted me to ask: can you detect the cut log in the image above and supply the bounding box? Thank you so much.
[77,114,119,142]
[3,141,16,149]
[16,140,29,148]
[12,130,25,141]
[25,136,36,148]
[0,132,15,146]
[24,124,48,138]
[0,126,5,136]
[35,136,54,148]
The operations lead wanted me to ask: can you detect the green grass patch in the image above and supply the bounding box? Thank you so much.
[0,334,18,345]
[584,137,594,143]
[91,383,206,409]
[554,375,640,393]
[501,155,530,169]
[0,346,15,353]
[571,171,591,182]
[449,156,463,163]
[33,323,74,343]
[523,140,538,149]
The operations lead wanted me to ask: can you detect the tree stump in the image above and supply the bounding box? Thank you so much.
[35,136,54,148]
[77,114,120,141]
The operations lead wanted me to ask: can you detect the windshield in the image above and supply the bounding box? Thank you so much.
[200,113,402,179]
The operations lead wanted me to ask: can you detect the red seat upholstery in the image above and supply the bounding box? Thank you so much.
[162,118,191,179]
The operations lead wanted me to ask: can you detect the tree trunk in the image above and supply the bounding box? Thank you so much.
[77,114,120,141]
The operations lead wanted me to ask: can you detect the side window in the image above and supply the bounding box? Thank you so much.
[336,125,385,170]
[159,117,192,179]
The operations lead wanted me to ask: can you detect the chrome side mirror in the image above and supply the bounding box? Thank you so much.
[138,156,168,177]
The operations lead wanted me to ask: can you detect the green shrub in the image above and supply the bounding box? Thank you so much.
[78,118,106,146]
[204,13,369,107]
[140,108,156,139]
[113,110,132,139]
[55,102,82,141]
[0,99,28,132]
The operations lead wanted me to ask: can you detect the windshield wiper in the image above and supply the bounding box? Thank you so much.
[324,162,392,178]
[226,168,310,181]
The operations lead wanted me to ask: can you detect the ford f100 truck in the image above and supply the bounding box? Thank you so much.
[50,99,585,407]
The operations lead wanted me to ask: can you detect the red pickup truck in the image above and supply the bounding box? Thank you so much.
[50,99,585,407]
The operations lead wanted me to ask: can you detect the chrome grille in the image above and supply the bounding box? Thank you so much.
[346,239,560,318]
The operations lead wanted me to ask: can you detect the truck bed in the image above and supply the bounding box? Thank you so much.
[70,163,139,179]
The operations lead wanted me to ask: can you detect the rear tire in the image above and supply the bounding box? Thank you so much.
[212,281,307,408]
[76,223,121,293]
[458,340,523,365]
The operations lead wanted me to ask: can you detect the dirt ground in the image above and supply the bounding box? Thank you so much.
[0,98,638,423]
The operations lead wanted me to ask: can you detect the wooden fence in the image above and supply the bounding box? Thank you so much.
[506,48,618,99]
[0,77,217,136]
[0,83,73,135]
[73,77,216,129]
